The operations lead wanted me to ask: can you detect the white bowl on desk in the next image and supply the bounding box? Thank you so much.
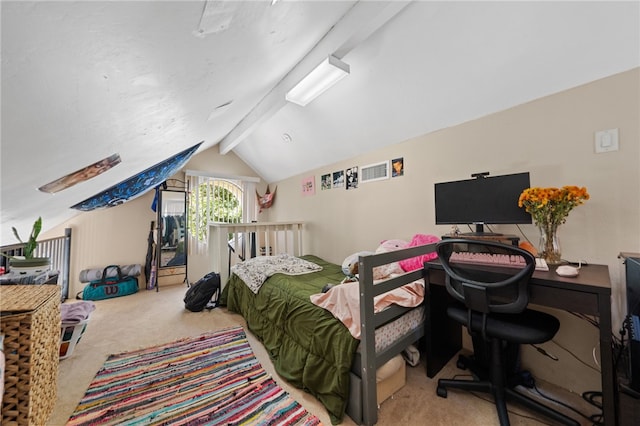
[556,265,580,277]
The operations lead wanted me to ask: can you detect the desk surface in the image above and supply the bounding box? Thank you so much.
[531,263,611,291]
[427,262,611,316]
[428,260,611,293]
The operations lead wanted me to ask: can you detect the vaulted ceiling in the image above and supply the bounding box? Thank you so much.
[1,1,639,244]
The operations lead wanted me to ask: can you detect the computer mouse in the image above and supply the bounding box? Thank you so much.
[556,265,579,277]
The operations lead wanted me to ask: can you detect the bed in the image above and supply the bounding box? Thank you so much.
[219,243,438,425]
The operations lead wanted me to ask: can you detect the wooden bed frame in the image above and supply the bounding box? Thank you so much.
[356,243,437,425]
[211,222,438,425]
[209,221,304,285]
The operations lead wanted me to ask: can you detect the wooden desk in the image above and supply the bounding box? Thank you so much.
[424,261,616,425]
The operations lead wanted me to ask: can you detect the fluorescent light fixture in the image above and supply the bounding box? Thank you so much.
[286,55,350,106]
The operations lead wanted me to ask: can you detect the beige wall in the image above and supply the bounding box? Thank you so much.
[265,68,640,394]
[41,191,157,296]
[41,149,261,296]
[41,68,638,396]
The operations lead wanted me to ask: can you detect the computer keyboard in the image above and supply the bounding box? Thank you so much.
[450,251,549,271]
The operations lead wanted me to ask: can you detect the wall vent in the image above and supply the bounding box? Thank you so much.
[360,161,389,183]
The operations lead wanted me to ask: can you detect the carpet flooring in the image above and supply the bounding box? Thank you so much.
[66,326,320,425]
[49,284,599,425]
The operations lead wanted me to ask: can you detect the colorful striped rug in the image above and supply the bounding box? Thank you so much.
[67,326,322,425]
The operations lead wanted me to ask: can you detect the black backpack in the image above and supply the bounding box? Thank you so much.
[184,272,221,312]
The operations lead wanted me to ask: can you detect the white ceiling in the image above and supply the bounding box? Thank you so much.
[1,1,639,244]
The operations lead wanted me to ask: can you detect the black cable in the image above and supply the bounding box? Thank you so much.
[583,390,602,409]
[550,339,601,373]
[448,372,576,425]
[582,391,604,425]
[530,343,559,361]
[567,311,599,328]
[515,224,534,246]
[614,316,631,379]
[563,259,589,267]
[532,383,596,424]
[447,372,554,424]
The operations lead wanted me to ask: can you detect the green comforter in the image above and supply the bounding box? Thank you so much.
[220,255,358,424]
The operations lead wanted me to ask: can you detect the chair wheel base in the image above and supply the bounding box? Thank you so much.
[436,386,448,398]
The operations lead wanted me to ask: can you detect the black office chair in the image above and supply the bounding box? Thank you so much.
[435,239,579,426]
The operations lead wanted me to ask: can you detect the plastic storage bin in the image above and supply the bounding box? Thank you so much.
[59,317,90,360]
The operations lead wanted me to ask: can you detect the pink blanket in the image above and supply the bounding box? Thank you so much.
[310,279,424,339]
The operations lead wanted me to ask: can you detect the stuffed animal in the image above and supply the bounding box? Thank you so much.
[375,239,410,253]
[373,239,409,280]
[349,261,359,276]
[256,185,276,213]
[341,251,374,276]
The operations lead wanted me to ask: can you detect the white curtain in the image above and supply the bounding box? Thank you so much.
[243,181,257,223]
[187,174,205,255]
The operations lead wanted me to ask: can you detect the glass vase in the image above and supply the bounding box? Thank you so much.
[538,224,562,265]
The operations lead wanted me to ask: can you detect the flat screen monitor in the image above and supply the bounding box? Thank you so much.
[434,172,532,235]
[626,256,640,316]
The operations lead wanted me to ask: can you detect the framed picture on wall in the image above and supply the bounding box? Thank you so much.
[346,166,358,190]
[301,176,315,196]
[392,157,404,177]
[321,173,332,190]
[333,170,344,188]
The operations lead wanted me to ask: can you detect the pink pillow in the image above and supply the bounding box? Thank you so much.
[373,239,409,280]
[399,234,440,272]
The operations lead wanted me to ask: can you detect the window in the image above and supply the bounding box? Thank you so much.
[186,172,258,254]
[189,178,242,240]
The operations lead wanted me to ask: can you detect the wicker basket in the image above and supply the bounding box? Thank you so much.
[1,285,60,425]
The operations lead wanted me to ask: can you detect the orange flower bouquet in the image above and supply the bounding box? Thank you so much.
[518,186,589,264]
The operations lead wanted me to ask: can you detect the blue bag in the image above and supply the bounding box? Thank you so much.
[77,265,138,300]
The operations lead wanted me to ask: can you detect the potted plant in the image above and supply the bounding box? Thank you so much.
[3,217,51,273]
